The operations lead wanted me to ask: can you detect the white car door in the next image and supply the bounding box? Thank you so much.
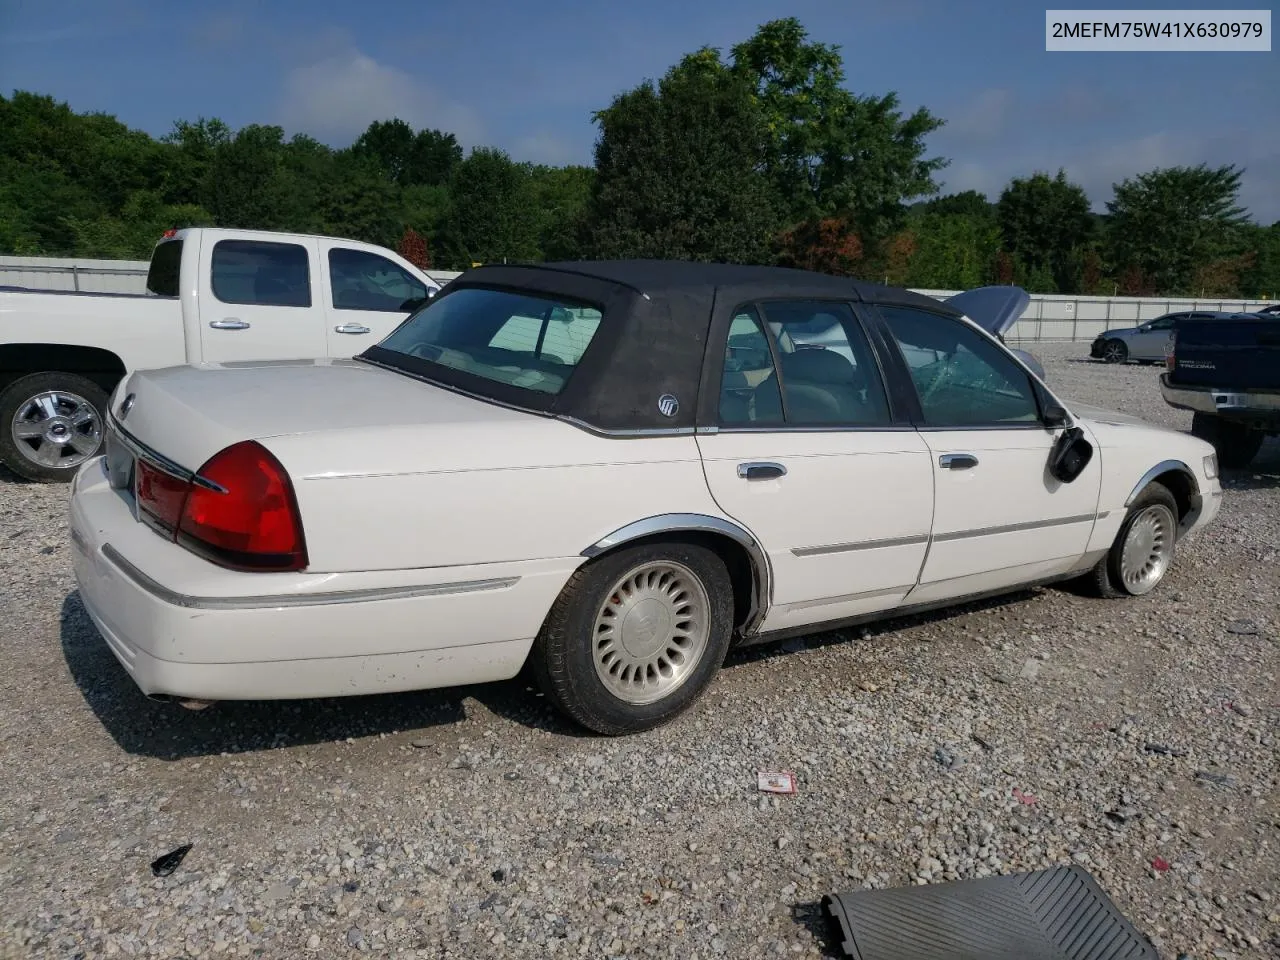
[320,244,436,357]
[696,300,935,634]
[873,304,1103,604]
[199,235,328,362]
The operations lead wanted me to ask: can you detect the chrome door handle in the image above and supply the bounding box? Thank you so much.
[737,461,787,481]
[209,318,250,330]
[335,323,371,335]
[939,453,979,470]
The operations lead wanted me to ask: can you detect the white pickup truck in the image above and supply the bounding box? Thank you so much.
[0,227,441,481]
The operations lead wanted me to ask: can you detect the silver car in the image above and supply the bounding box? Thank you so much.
[1089,311,1256,364]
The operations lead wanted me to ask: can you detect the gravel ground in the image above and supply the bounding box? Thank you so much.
[2,343,1277,960]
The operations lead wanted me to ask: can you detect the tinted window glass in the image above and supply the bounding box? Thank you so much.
[377,287,603,396]
[719,308,782,424]
[719,301,891,426]
[146,239,182,297]
[329,248,428,312]
[211,240,311,307]
[880,305,1039,426]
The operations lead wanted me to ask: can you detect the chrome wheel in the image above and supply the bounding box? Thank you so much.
[591,560,711,705]
[1119,504,1175,595]
[10,390,103,470]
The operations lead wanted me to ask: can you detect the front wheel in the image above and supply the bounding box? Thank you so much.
[0,372,110,483]
[1088,481,1178,598]
[530,541,734,735]
[1101,339,1128,364]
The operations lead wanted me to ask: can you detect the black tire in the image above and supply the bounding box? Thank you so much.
[1086,481,1179,599]
[1101,339,1128,364]
[0,371,110,483]
[1191,412,1262,469]
[530,540,734,736]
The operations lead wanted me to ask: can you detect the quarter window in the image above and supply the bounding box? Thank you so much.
[879,305,1039,426]
[718,300,891,426]
[210,240,311,307]
[328,248,429,312]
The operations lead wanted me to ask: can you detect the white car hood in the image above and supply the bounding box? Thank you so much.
[113,358,529,472]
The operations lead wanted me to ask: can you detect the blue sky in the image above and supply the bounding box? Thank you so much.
[2,0,1277,221]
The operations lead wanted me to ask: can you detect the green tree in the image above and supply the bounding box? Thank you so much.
[1239,222,1280,299]
[902,209,1001,289]
[729,17,946,241]
[203,124,291,229]
[529,165,593,261]
[584,52,779,264]
[1105,163,1251,295]
[997,170,1093,293]
[436,148,540,267]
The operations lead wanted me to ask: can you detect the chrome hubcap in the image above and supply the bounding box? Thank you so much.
[10,391,102,469]
[1119,504,1174,595]
[592,560,711,705]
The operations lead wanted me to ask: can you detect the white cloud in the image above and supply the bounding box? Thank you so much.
[276,48,484,147]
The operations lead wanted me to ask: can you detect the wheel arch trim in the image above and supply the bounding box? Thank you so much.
[1124,459,1199,509]
[581,513,772,635]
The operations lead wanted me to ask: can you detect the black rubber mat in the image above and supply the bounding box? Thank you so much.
[823,865,1158,960]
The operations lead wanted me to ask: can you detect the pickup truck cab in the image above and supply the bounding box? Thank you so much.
[0,227,440,481]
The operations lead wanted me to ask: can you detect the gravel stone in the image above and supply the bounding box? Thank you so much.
[1,344,1277,959]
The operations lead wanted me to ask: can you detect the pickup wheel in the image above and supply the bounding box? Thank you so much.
[1087,481,1178,599]
[1101,339,1128,364]
[530,541,734,736]
[1191,412,1263,469]
[0,372,109,483]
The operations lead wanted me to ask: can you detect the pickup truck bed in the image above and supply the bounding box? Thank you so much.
[1161,314,1280,468]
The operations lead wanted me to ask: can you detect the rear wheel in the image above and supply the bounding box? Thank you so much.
[1101,339,1128,364]
[530,541,734,735]
[0,372,109,483]
[1191,412,1263,469]
[1088,481,1178,598]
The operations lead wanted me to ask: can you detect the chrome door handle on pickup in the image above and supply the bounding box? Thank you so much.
[334,323,371,335]
[209,318,250,330]
[939,453,979,470]
[737,461,787,481]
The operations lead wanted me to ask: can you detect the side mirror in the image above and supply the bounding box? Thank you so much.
[1047,426,1093,484]
[1043,403,1071,429]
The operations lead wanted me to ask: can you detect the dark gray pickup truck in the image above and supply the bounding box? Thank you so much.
[1160,314,1280,467]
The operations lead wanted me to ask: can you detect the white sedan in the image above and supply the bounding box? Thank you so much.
[69,261,1222,735]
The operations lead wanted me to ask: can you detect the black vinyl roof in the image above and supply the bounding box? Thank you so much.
[367,259,959,434]
[530,259,955,313]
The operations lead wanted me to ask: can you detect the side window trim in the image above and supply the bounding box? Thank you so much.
[752,302,791,422]
[870,303,1045,431]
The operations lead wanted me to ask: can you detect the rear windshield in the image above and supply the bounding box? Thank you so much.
[376,286,603,396]
[146,239,183,297]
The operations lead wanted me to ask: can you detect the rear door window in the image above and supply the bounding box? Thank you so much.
[211,240,311,307]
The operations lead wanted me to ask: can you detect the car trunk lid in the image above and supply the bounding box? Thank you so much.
[107,358,530,478]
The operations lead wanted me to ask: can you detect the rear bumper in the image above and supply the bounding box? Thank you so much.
[1160,375,1280,427]
[68,457,579,702]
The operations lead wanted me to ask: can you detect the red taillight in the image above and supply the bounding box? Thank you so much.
[134,441,307,572]
[136,459,188,534]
